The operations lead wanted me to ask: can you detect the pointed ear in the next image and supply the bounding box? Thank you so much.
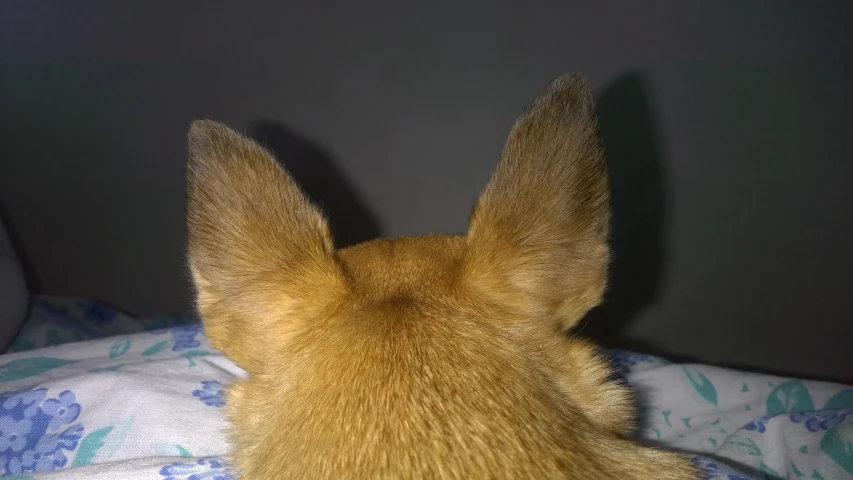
[465,73,610,330]
[186,120,344,373]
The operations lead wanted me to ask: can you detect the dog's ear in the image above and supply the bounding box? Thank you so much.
[465,73,610,330]
[186,120,344,373]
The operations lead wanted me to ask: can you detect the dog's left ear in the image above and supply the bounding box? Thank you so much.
[186,120,345,373]
[464,73,610,330]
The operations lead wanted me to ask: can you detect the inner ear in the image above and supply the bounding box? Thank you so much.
[464,72,610,329]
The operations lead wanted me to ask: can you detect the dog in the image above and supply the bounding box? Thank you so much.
[185,72,698,478]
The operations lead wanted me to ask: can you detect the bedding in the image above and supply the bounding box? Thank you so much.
[1,296,851,479]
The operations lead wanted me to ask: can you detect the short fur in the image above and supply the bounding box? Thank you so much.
[186,72,698,478]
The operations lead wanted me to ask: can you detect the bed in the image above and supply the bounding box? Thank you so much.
[0,296,850,479]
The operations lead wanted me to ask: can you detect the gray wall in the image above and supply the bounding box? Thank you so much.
[1,2,851,382]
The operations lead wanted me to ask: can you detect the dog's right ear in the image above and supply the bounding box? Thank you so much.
[186,120,345,374]
[464,73,610,331]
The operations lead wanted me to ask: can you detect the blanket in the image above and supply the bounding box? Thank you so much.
[1,296,851,479]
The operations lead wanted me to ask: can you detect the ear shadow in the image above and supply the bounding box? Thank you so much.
[580,72,669,348]
[248,120,382,248]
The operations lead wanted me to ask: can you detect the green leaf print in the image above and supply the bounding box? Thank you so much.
[142,340,169,356]
[662,410,672,427]
[96,417,135,461]
[89,365,122,374]
[177,444,192,457]
[821,425,853,475]
[109,339,131,359]
[71,426,114,467]
[0,357,76,383]
[823,389,853,410]
[790,461,804,478]
[727,437,762,457]
[181,350,212,367]
[766,380,814,415]
[759,461,779,479]
[682,367,718,405]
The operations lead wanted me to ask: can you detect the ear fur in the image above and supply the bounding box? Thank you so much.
[186,120,343,373]
[465,72,610,329]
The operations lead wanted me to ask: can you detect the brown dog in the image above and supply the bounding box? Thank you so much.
[185,73,698,478]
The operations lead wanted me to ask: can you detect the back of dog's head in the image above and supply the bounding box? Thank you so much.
[185,73,698,478]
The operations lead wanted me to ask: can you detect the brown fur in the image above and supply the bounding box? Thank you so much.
[185,72,698,478]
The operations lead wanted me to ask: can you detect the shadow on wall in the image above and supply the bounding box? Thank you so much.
[249,120,383,249]
[581,72,672,353]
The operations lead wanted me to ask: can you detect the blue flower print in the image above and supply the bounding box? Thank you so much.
[160,457,234,480]
[2,390,47,419]
[193,381,225,408]
[790,407,853,432]
[604,349,654,375]
[21,448,63,472]
[153,325,204,352]
[83,300,119,325]
[19,431,76,473]
[0,388,84,475]
[33,424,83,457]
[692,456,752,480]
[172,325,203,351]
[0,417,31,453]
[742,414,776,434]
[40,392,81,431]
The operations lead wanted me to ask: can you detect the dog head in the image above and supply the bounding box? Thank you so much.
[186,73,697,478]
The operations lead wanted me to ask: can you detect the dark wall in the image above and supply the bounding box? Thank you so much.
[1,2,851,381]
